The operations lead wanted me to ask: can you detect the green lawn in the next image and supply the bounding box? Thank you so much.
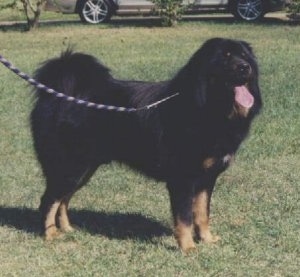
[0,16,299,276]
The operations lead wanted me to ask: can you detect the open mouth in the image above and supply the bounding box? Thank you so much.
[234,84,254,109]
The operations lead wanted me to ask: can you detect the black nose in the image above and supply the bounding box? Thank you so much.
[237,63,251,74]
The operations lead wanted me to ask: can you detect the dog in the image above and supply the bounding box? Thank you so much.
[31,38,262,252]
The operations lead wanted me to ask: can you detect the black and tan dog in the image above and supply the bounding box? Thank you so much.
[31,38,262,252]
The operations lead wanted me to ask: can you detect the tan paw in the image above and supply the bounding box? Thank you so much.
[180,241,197,253]
[45,226,63,241]
[60,224,75,233]
[202,233,221,243]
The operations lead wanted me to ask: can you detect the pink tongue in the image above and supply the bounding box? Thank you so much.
[234,86,254,108]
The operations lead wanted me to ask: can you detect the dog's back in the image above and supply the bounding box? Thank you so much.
[31,51,167,180]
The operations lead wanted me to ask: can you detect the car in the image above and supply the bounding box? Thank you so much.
[45,0,287,24]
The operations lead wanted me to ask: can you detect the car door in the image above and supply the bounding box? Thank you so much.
[117,0,154,11]
[193,0,228,6]
[45,0,76,13]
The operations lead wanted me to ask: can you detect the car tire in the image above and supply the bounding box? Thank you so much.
[78,0,114,24]
[231,0,265,21]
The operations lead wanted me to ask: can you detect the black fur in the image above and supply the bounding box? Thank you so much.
[31,38,262,250]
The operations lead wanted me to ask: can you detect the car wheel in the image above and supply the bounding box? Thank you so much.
[79,0,114,24]
[232,0,264,21]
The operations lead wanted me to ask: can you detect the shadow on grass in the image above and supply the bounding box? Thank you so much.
[0,15,295,32]
[0,206,171,241]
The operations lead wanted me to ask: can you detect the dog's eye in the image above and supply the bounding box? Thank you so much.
[226,52,231,57]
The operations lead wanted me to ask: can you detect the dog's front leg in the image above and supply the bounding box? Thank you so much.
[167,180,196,252]
[193,178,220,243]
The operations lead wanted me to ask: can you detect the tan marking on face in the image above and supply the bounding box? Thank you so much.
[44,201,61,240]
[175,218,196,252]
[203,157,216,169]
[236,104,250,117]
[193,190,220,243]
[229,104,250,119]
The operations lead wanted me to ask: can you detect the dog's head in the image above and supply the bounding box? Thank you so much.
[186,38,262,118]
[204,38,257,86]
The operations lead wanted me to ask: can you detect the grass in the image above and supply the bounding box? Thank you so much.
[0,15,299,276]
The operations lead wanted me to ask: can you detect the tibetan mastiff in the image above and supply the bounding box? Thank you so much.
[31,38,262,252]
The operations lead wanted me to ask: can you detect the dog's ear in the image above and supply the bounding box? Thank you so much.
[241,40,252,50]
[240,41,255,57]
[169,62,207,109]
[193,77,207,108]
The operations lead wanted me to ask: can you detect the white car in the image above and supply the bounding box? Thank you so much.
[45,0,287,24]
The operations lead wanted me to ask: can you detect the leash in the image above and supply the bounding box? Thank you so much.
[0,54,179,113]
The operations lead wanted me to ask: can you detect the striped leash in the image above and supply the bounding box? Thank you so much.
[0,54,179,112]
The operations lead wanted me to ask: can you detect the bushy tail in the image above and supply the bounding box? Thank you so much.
[33,50,111,100]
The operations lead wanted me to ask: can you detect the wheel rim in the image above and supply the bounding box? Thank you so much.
[82,0,109,23]
[237,0,263,21]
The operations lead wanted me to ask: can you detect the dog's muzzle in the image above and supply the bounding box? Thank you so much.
[237,62,252,79]
[237,62,252,76]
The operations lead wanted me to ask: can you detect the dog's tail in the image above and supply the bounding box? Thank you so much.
[33,50,111,102]
[32,50,113,128]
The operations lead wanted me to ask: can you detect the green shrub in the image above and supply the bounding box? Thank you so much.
[153,0,187,26]
[287,0,300,20]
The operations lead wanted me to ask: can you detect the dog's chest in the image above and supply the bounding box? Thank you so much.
[202,153,234,171]
[200,129,240,172]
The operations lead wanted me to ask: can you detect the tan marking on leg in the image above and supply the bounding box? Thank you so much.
[57,167,96,232]
[44,201,61,240]
[175,218,196,252]
[193,190,220,243]
[58,198,74,233]
[203,157,216,170]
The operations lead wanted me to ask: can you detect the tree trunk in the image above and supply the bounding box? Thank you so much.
[20,0,44,31]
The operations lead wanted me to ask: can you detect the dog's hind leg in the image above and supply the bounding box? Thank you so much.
[39,162,98,240]
[58,195,74,233]
[39,187,63,240]
[42,198,62,240]
[57,165,98,233]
